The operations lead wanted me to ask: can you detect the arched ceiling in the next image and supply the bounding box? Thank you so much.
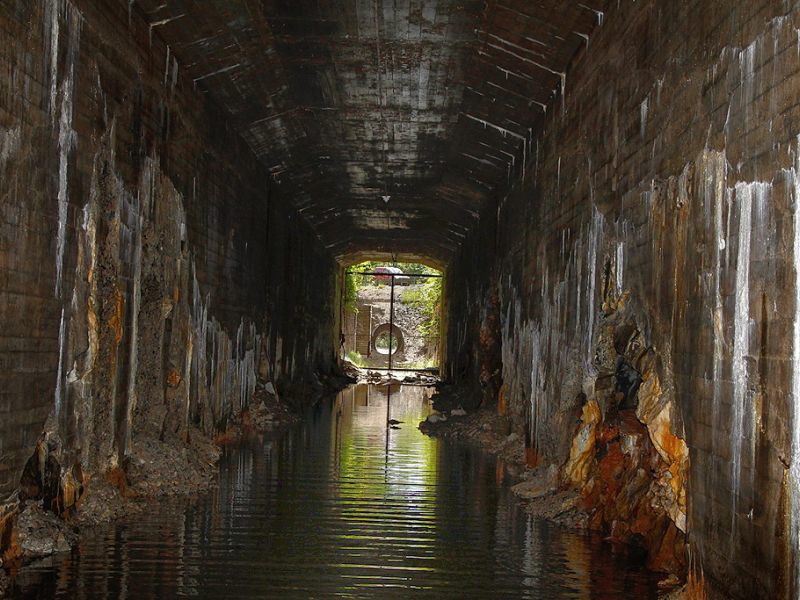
[133,0,608,264]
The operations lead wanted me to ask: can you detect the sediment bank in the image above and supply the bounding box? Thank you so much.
[0,374,351,598]
[419,383,691,598]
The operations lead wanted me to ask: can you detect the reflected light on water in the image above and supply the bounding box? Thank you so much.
[9,384,660,599]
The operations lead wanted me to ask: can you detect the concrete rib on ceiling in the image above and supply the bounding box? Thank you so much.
[133,0,608,264]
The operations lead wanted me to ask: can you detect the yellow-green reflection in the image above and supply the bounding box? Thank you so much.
[9,383,664,599]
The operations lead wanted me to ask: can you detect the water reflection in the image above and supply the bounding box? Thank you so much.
[9,384,660,599]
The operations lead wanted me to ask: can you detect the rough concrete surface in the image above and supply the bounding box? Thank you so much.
[443,3,800,597]
[3,0,800,598]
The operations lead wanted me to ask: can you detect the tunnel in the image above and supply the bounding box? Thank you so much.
[1,0,800,598]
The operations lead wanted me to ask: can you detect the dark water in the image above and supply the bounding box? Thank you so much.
[9,384,660,599]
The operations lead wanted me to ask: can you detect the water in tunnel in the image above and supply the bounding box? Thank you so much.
[2,0,800,598]
[7,384,663,599]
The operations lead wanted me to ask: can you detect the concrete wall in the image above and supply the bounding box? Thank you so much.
[444,1,800,597]
[442,199,501,407]
[344,284,438,369]
[0,0,336,496]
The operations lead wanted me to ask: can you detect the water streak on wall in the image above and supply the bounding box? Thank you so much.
[0,0,337,499]
[445,5,800,596]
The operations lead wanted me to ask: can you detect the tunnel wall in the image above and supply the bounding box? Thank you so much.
[445,1,800,597]
[0,0,337,497]
[442,199,501,407]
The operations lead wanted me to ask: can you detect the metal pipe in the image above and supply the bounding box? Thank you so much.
[388,274,395,372]
[385,273,394,438]
[372,367,438,373]
[385,384,391,437]
[347,271,443,278]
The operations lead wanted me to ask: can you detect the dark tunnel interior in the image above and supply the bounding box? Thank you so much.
[2,1,800,598]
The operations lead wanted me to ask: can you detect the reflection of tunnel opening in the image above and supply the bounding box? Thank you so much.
[371,323,404,355]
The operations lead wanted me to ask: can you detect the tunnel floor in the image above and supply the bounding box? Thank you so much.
[8,384,661,599]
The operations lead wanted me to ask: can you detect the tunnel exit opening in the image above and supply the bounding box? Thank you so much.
[339,261,443,373]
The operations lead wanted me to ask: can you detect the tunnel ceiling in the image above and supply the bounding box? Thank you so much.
[133,0,607,263]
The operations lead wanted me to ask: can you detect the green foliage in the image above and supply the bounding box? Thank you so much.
[344,270,360,314]
[374,331,399,352]
[402,357,438,370]
[391,262,430,275]
[344,260,387,312]
[345,261,384,301]
[345,261,443,337]
[400,271,442,338]
[345,350,367,367]
[348,261,437,279]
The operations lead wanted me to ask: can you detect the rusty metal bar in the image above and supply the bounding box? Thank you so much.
[368,367,438,373]
[346,271,442,278]
[388,274,395,372]
[385,384,392,435]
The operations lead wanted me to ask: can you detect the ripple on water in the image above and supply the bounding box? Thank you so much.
[9,384,661,599]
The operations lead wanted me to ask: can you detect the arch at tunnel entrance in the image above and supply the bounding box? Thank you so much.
[341,265,441,370]
[4,1,800,597]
